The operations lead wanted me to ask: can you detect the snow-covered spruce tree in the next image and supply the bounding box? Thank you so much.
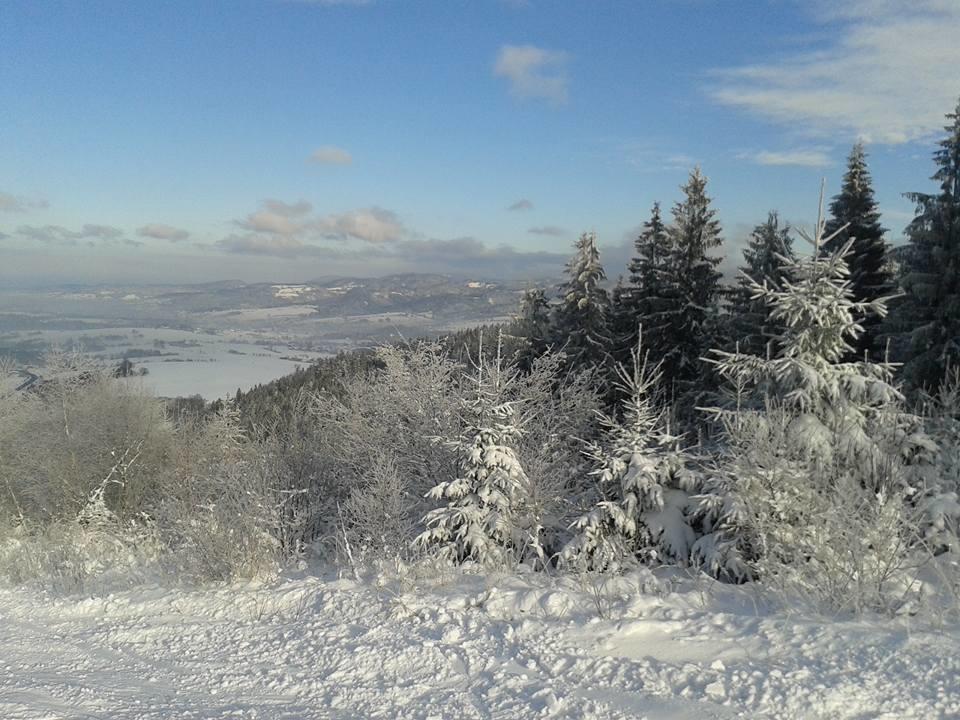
[694,188,937,612]
[415,334,544,567]
[551,231,611,373]
[561,334,699,572]
[612,202,674,369]
[893,97,960,390]
[515,287,552,371]
[822,142,893,361]
[728,212,794,357]
[660,167,725,415]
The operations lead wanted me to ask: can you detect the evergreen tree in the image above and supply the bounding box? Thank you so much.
[695,191,936,605]
[551,231,611,371]
[514,287,551,370]
[607,277,634,368]
[895,98,960,389]
[561,336,698,571]
[416,336,543,567]
[728,212,794,357]
[822,142,892,360]
[612,202,673,366]
[659,167,725,409]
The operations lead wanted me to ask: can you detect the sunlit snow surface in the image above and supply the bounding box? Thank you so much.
[1,568,957,719]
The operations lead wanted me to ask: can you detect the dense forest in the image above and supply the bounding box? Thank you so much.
[2,98,959,617]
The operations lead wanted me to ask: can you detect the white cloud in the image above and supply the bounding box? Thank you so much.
[309,146,353,165]
[709,0,960,144]
[241,210,304,235]
[138,223,190,242]
[316,207,403,243]
[743,149,833,167]
[508,198,534,211]
[528,225,566,236]
[494,45,568,104]
[231,200,404,249]
[238,200,314,235]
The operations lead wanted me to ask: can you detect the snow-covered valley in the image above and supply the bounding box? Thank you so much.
[2,568,957,720]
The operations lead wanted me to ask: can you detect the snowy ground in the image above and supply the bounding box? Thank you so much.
[1,567,957,719]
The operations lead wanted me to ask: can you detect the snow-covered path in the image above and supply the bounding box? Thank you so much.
[1,570,957,719]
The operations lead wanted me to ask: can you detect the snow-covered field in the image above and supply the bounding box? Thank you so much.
[2,567,957,719]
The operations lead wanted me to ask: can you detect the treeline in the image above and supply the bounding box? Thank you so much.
[519,99,960,425]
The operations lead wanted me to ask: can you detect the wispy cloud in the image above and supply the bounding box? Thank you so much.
[494,44,569,104]
[508,198,534,211]
[137,223,190,242]
[0,192,48,213]
[309,146,353,165]
[219,231,567,278]
[527,225,566,237]
[13,224,123,245]
[709,1,960,143]
[741,149,833,167]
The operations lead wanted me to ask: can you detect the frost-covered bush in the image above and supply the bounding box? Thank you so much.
[316,339,601,562]
[561,337,699,572]
[695,192,940,613]
[150,406,297,581]
[919,368,960,553]
[416,335,545,568]
[313,341,462,557]
[0,356,307,590]
[509,350,603,554]
[0,351,175,526]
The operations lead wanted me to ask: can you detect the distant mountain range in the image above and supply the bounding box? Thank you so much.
[26,273,559,323]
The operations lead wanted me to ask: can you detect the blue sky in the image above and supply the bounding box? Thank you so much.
[1,0,959,285]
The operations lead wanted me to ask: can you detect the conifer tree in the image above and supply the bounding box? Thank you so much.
[612,202,673,366]
[416,335,543,567]
[895,98,960,389]
[551,231,611,372]
[515,287,551,370]
[822,142,892,359]
[728,212,794,357]
[695,189,936,604]
[659,167,725,409]
[561,336,698,571]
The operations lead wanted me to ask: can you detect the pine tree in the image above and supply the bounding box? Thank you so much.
[612,202,673,367]
[551,231,611,372]
[659,167,725,410]
[895,98,960,389]
[822,142,892,360]
[695,189,936,606]
[728,212,794,357]
[561,336,698,571]
[415,335,543,567]
[514,287,551,370]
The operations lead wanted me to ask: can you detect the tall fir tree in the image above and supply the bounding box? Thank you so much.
[514,287,551,371]
[551,231,611,372]
[611,202,673,367]
[822,142,892,360]
[728,212,794,357]
[659,167,725,410]
[895,98,960,389]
